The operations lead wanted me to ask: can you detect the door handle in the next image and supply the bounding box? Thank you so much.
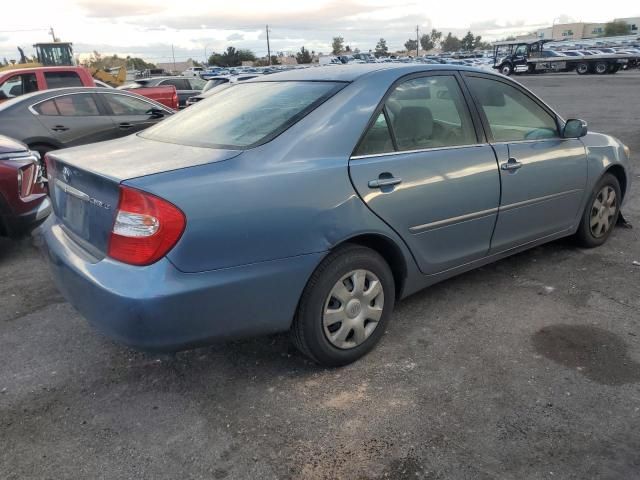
[501,158,522,171]
[119,122,133,129]
[368,177,402,188]
[51,125,69,132]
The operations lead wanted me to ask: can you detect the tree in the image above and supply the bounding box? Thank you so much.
[374,38,388,57]
[404,39,418,52]
[474,35,491,50]
[420,29,442,51]
[296,46,313,64]
[345,45,352,52]
[332,36,344,55]
[441,32,462,52]
[461,31,475,51]
[604,21,630,36]
[212,47,257,67]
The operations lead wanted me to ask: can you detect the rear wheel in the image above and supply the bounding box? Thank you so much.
[576,62,589,75]
[594,62,609,75]
[575,173,621,248]
[291,244,395,367]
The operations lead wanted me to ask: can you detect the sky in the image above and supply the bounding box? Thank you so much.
[1,0,638,63]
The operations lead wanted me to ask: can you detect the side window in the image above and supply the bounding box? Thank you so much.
[385,75,476,151]
[34,94,100,116]
[44,71,83,89]
[466,76,558,142]
[189,78,206,90]
[103,94,154,115]
[160,79,189,90]
[355,112,394,156]
[0,73,38,99]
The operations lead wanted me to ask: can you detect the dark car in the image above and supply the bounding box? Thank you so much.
[0,135,49,237]
[0,87,174,157]
[119,76,206,108]
[184,75,260,106]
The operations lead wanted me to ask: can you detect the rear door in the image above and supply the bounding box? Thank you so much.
[98,92,169,135]
[463,73,587,252]
[32,92,117,147]
[349,73,501,275]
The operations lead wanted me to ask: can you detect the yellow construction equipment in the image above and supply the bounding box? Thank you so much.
[0,42,127,87]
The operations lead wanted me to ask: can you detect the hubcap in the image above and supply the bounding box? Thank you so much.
[590,186,617,238]
[323,269,384,350]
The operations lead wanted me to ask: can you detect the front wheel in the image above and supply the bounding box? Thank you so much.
[291,244,395,367]
[575,173,621,248]
[500,63,513,76]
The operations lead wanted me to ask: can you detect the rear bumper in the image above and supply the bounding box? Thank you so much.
[40,217,324,351]
[1,196,51,237]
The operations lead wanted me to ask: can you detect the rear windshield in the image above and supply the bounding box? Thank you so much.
[140,81,343,149]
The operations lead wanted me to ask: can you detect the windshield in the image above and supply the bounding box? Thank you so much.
[141,81,343,149]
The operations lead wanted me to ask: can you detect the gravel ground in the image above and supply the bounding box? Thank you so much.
[1,71,639,480]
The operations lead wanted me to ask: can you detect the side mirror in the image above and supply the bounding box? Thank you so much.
[563,118,588,138]
[146,108,165,119]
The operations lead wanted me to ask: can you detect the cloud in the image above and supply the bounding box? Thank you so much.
[73,0,165,17]
[226,33,245,41]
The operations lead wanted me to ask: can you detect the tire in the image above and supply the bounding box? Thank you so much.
[576,62,589,75]
[290,244,395,367]
[500,63,513,76]
[575,173,621,248]
[594,62,608,75]
[607,64,620,74]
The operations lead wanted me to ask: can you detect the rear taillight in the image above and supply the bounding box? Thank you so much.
[108,185,186,266]
[17,164,36,198]
[173,91,178,110]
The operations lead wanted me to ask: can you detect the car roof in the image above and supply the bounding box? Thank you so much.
[248,63,493,83]
[0,65,87,76]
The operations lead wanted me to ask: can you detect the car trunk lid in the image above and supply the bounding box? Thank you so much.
[46,134,242,257]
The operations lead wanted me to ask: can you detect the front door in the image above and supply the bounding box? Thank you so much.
[348,73,501,275]
[99,92,167,136]
[463,74,587,253]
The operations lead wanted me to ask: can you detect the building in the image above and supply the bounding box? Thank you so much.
[549,22,606,41]
[614,17,640,33]
[155,59,195,75]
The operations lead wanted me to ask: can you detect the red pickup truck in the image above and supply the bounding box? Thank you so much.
[0,66,178,110]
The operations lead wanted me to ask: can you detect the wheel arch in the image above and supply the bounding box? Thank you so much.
[605,164,627,200]
[331,233,408,299]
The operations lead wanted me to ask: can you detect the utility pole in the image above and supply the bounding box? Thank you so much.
[266,25,271,65]
[171,44,176,73]
[416,25,420,57]
[49,27,57,42]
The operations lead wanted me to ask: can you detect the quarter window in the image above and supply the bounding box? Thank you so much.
[355,112,394,156]
[466,76,558,142]
[385,75,476,151]
[34,94,100,116]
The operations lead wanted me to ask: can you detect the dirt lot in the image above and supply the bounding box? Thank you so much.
[1,71,639,480]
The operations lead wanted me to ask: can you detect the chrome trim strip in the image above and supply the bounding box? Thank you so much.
[500,189,582,212]
[410,207,499,234]
[54,178,90,202]
[29,90,173,116]
[350,143,488,160]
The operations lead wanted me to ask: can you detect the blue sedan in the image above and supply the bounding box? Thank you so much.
[41,64,632,366]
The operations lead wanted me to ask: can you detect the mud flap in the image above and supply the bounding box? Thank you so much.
[617,212,632,229]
